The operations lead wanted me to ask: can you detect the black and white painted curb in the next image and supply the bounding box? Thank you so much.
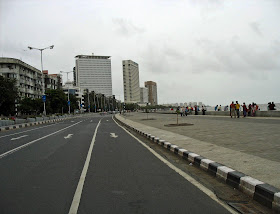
[115,116,280,212]
[0,118,64,132]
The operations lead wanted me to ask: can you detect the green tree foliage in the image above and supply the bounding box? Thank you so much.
[124,103,139,111]
[18,98,43,115]
[69,94,79,112]
[0,76,19,116]
[45,89,68,114]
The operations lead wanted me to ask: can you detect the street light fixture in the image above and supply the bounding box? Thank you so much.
[28,45,54,116]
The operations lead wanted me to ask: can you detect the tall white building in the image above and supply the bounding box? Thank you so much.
[140,87,148,103]
[122,60,140,103]
[75,54,112,96]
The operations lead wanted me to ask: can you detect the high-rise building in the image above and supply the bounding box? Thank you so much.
[140,87,148,103]
[122,60,140,103]
[145,81,158,105]
[75,54,112,96]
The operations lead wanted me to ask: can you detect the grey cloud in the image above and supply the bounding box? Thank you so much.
[250,22,262,36]
[189,38,280,79]
[112,18,145,36]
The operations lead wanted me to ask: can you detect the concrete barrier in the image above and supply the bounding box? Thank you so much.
[15,118,27,124]
[153,110,280,117]
[27,118,36,122]
[36,117,43,121]
[0,120,14,127]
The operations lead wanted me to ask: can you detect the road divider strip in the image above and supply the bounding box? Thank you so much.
[114,115,280,212]
[0,121,83,159]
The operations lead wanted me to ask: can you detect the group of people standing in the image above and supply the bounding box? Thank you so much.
[177,105,207,116]
[230,101,259,118]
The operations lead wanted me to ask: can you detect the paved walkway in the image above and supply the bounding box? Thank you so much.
[116,113,280,189]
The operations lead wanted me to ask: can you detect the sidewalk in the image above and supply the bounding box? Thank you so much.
[115,113,280,210]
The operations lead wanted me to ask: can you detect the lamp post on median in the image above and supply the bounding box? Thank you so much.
[28,45,54,116]
[60,71,72,114]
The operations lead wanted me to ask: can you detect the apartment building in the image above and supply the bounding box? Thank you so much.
[0,57,43,99]
[122,60,140,103]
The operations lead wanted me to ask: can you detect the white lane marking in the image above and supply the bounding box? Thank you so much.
[71,121,75,122]
[0,123,56,139]
[0,121,83,159]
[112,117,238,214]
[11,135,28,141]
[68,119,102,214]
[90,120,93,122]
[64,134,73,139]
[110,133,118,138]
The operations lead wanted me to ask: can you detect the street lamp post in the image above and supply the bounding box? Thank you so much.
[60,71,72,114]
[28,45,54,116]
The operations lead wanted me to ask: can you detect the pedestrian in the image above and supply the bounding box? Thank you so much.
[224,105,228,111]
[185,106,188,116]
[180,107,183,117]
[218,105,221,111]
[248,104,252,116]
[215,105,218,111]
[235,101,240,118]
[202,105,206,115]
[251,103,256,117]
[242,102,247,117]
[195,105,198,115]
[230,101,236,118]
[269,102,276,110]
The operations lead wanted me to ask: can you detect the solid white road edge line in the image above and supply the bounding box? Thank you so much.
[0,123,57,139]
[68,119,102,214]
[0,121,83,159]
[112,117,238,214]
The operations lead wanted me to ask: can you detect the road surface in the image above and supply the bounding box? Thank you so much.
[0,115,232,214]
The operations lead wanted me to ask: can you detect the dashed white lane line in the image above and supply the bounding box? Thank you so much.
[68,119,102,214]
[112,117,238,214]
[0,121,83,159]
[0,123,56,139]
[11,135,28,141]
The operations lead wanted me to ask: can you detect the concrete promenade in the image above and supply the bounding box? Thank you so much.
[116,112,280,189]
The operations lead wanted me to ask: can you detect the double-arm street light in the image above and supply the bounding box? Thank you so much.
[28,45,54,115]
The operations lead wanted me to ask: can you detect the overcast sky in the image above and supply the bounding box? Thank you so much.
[1,0,280,105]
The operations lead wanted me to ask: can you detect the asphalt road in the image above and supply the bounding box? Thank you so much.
[0,114,232,214]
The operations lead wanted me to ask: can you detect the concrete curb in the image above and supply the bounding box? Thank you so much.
[0,118,67,132]
[114,116,280,212]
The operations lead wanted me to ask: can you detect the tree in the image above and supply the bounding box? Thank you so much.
[45,89,67,114]
[18,98,43,115]
[69,94,78,113]
[124,103,139,111]
[0,76,19,116]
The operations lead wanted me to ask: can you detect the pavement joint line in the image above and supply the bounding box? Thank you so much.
[0,120,83,159]
[114,115,280,212]
[113,116,238,214]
